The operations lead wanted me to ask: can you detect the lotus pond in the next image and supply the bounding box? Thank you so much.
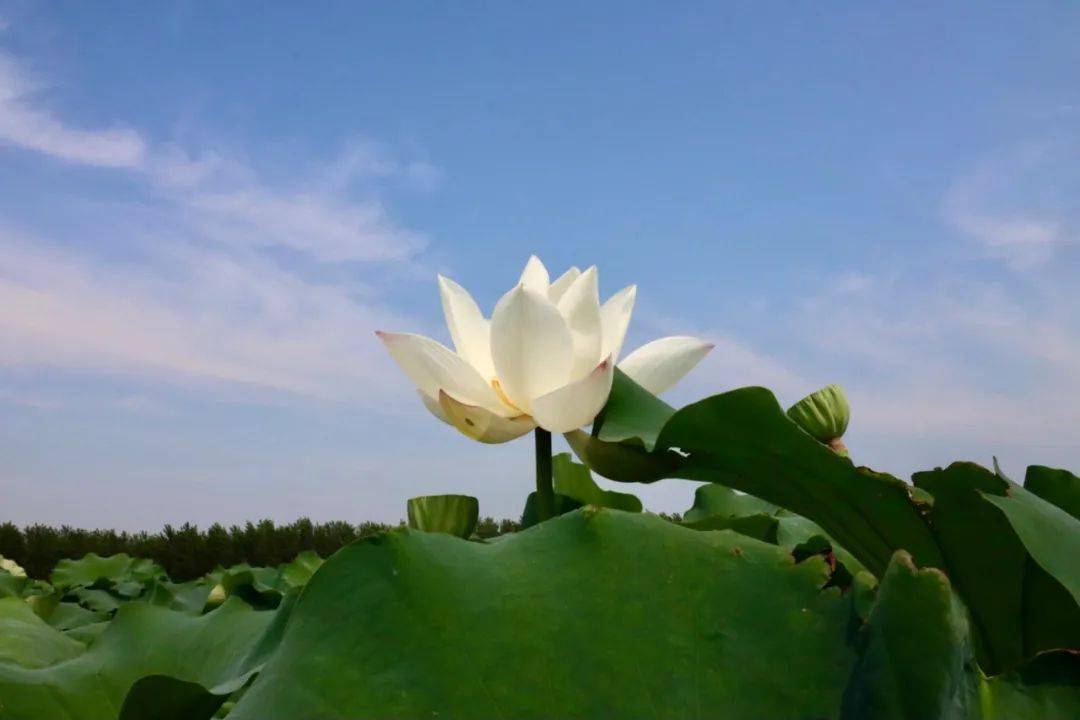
[1,258,1077,718]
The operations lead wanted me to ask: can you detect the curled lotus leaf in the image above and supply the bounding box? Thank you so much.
[406,494,480,538]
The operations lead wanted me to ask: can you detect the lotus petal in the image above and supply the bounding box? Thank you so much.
[618,336,713,395]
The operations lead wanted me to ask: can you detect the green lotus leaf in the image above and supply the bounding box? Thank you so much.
[520,455,642,528]
[683,484,779,524]
[0,568,29,598]
[682,511,781,543]
[594,368,677,450]
[0,597,86,670]
[407,494,480,538]
[141,579,214,614]
[63,620,110,647]
[842,551,972,720]
[584,380,941,578]
[679,484,783,542]
[912,462,1080,674]
[228,509,860,719]
[520,491,583,528]
[42,600,107,632]
[279,551,324,590]
[564,428,681,484]
[843,551,1078,718]
[680,485,866,579]
[210,565,285,609]
[1024,465,1080,518]
[71,587,122,615]
[0,595,292,719]
[50,554,165,593]
[787,383,850,452]
[982,484,1080,607]
[978,651,1080,720]
[118,675,230,720]
[551,453,642,512]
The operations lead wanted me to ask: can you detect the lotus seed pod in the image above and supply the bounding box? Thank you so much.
[787,384,850,456]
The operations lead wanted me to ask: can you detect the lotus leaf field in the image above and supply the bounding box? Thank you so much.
[1,371,1077,719]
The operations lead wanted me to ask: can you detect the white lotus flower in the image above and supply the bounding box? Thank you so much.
[0,556,26,577]
[377,256,712,443]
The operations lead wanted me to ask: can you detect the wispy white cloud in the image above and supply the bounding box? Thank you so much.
[0,52,146,167]
[317,138,444,193]
[0,45,426,266]
[638,181,1080,479]
[0,38,441,404]
[947,197,1064,271]
[183,188,423,263]
[789,264,1080,470]
[945,144,1078,270]
[0,230,421,401]
[141,143,428,263]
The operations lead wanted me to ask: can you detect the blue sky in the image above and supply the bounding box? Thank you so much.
[1,2,1078,530]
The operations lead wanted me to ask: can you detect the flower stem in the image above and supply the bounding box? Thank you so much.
[534,429,554,521]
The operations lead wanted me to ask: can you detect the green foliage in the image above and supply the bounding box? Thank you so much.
[578,372,942,578]
[840,549,1078,719]
[1024,465,1080,518]
[682,483,778,524]
[982,484,1080,606]
[228,510,859,720]
[51,553,165,593]
[472,516,523,538]
[0,518,450,581]
[913,463,1080,673]
[0,597,292,719]
[0,374,1077,717]
[519,453,642,528]
[118,675,231,720]
[842,551,973,719]
[551,453,642,512]
[278,551,323,590]
[572,370,1079,678]
[679,484,867,586]
[0,597,86,669]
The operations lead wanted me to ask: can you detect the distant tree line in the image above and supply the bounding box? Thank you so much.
[0,517,522,581]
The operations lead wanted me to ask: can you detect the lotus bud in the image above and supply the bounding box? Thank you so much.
[206,583,227,607]
[787,384,850,457]
[0,556,26,577]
